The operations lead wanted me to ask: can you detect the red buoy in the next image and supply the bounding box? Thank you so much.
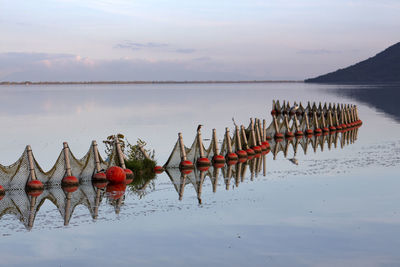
[93,181,107,189]
[254,153,261,158]
[306,129,314,135]
[213,162,225,169]
[179,160,194,170]
[106,166,126,184]
[227,159,238,166]
[329,126,336,131]
[286,132,295,138]
[238,157,247,163]
[226,152,238,161]
[247,154,254,160]
[197,157,211,167]
[154,166,164,174]
[62,176,79,186]
[262,149,270,155]
[124,169,134,179]
[266,136,272,141]
[246,148,255,156]
[271,110,277,115]
[236,150,247,158]
[63,185,78,193]
[26,180,44,191]
[181,169,193,174]
[126,178,134,184]
[295,131,304,137]
[340,124,347,129]
[314,128,322,134]
[322,127,329,132]
[274,133,284,139]
[93,172,107,181]
[198,166,210,172]
[261,141,270,148]
[260,144,267,151]
[213,154,226,163]
[106,183,126,200]
[252,146,262,154]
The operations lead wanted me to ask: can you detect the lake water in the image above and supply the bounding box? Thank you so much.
[0,83,399,266]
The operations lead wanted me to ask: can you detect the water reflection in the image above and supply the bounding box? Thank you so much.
[333,84,400,121]
[0,124,360,230]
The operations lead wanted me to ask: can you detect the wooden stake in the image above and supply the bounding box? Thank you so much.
[197,129,205,158]
[225,127,233,153]
[63,142,72,177]
[235,125,242,150]
[240,125,249,149]
[178,132,187,161]
[114,137,126,169]
[212,129,219,155]
[92,140,101,173]
[273,115,280,133]
[26,145,36,181]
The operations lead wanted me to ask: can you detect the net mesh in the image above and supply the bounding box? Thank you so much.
[0,142,119,189]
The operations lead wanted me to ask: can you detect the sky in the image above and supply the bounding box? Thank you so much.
[0,0,399,81]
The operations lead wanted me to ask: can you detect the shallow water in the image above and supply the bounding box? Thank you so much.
[0,83,399,266]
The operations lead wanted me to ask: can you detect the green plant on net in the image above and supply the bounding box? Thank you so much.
[103,134,157,197]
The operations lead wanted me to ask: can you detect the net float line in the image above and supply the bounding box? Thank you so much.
[164,100,361,170]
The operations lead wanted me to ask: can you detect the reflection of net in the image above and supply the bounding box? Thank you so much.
[0,142,118,189]
[0,184,99,230]
[164,100,361,168]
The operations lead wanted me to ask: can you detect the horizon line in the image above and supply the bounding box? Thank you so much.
[0,80,304,86]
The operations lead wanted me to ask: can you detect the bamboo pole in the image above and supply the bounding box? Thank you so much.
[273,115,280,133]
[139,146,151,160]
[212,129,219,155]
[262,119,266,141]
[294,114,300,131]
[313,111,320,129]
[250,119,257,147]
[63,142,72,177]
[26,145,37,181]
[197,129,205,158]
[305,113,311,130]
[178,133,187,161]
[235,125,242,150]
[225,127,233,153]
[241,125,249,149]
[114,137,126,169]
[92,141,101,173]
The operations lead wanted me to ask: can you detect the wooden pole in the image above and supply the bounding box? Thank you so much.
[225,127,233,153]
[241,125,249,149]
[305,113,311,130]
[250,119,257,147]
[114,137,126,169]
[294,114,300,131]
[63,142,72,177]
[273,115,280,133]
[178,132,187,161]
[321,111,326,128]
[235,125,242,150]
[212,129,219,155]
[313,111,319,129]
[255,120,262,145]
[139,146,151,160]
[262,119,266,141]
[197,129,205,158]
[92,141,101,173]
[26,145,37,181]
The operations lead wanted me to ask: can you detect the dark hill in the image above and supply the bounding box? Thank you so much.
[305,42,400,83]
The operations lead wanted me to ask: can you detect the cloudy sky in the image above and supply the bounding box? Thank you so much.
[0,0,399,81]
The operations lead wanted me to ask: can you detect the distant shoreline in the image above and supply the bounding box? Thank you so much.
[0,80,303,86]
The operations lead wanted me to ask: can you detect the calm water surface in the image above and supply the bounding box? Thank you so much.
[0,83,399,267]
